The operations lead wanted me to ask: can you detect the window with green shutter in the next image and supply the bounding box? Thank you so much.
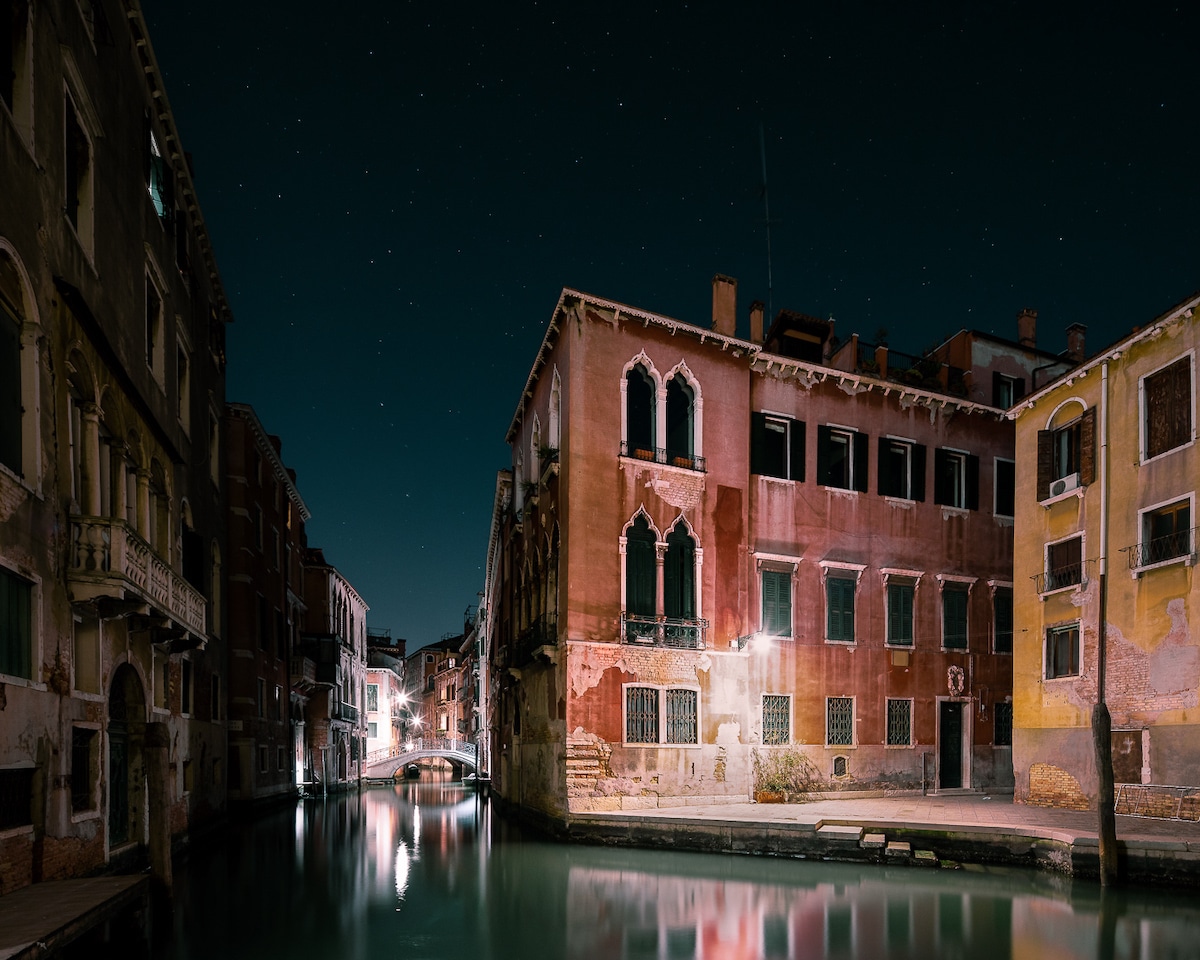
[887,583,913,646]
[625,516,656,617]
[826,576,855,642]
[943,585,968,649]
[761,570,792,637]
[663,523,695,620]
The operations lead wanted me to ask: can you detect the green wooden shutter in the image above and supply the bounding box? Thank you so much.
[827,577,854,641]
[762,571,791,636]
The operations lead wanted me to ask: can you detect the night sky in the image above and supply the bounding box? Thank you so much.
[141,1,1199,648]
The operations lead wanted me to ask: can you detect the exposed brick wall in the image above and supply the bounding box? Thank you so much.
[0,833,33,893]
[36,829,105,882]
[1027,762,1089,810]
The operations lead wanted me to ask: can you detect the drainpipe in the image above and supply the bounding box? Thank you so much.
[1093,359,1118,884]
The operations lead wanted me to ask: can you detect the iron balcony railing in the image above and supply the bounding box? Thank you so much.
[1033,559,1094,595]
[621,612,708,649]
[619,441,706,473]
[335,702,359,724]
[1123,528,1197,570]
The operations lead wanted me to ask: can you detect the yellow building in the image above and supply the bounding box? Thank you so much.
[1011,291,1200,809]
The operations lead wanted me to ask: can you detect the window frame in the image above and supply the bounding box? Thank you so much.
[751,411,805,482]
[885,580,914,647]
[885,697,913,747]
[1037,405,1095,502]
[1043,533,1085,594]
[877,436,925,501]
[825,696,855,747]
[994,457,1015,519]
[760,567,793,638]
[825,574,857,643]
[992,584,1013,654]
[762,693,791,745]
[1045,622,1081,680]
[623,682,701,747]
[1132,493,1195,573]
[933,447,979,510]
[1139,352,1194,464]
[0,561,37,683]
[817,424,868,492]
[994,702,1013,747]
[940,580,971,651]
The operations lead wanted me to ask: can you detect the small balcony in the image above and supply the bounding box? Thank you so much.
[1124,528,1197,573]
[619,442,706,473]
[335,701,359,724]
[68,516,206,638]
[1033,559,1094,596]
[513,614,558,668]
[621,612,708,650]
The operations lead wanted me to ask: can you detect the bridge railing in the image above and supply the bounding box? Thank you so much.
[365,737,477,766]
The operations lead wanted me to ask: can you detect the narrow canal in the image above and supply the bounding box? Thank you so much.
[165,772,1199,959]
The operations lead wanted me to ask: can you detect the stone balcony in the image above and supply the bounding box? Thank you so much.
[68,516,207,638]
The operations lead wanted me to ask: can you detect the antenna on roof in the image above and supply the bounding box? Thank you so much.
[759,123,778,321]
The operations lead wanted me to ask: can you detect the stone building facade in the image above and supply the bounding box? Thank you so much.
[0,0,229,891]
[486,280,1062,821]
[1011,291,1200,808]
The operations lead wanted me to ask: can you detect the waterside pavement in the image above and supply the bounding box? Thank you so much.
[0,874,149,960]
[564,791,1200,887]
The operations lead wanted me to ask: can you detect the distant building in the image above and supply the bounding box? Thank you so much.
[0,0,229,890]
[366,628,407,757]
[1011,291,1200,808]
[298,549,368,790]
[224,404,311,806]
[486,280,1061,821]
[405,633,466,739]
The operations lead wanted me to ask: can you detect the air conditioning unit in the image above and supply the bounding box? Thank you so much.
[1050,473,1080,498]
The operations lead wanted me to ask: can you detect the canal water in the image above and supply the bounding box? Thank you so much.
[165,771,1199,959]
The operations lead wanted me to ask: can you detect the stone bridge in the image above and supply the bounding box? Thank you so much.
[364,737,479,779]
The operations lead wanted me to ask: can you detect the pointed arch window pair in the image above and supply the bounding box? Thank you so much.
[623,515,704,648]
[623,362,704,471]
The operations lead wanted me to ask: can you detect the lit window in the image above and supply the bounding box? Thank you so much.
[762,695,790,745]
[1045,623,1080,679]
[817,426,866,491]
[761,570,792,637]
[1142,355,1192,461]
[934,449,978,510]
[826,697,854,746]
[878,438,924,500]
[942,585,968,650]
[751,413,804,481]
[826,576,855,642]
[886,699,912,746]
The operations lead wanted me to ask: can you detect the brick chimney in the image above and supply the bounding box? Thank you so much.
[1065,322,1087,363]
[1017,308,1038,349]
[749,300,765,344]
[712,274,737,337]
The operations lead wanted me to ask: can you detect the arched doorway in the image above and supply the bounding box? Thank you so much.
[108,664,147,848]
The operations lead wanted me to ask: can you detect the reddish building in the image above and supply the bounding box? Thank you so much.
[224,403,310,806]
[486,279,1060,821]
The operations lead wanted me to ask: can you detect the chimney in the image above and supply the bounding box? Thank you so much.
[749,300,765,344]
[1065,322,1087,363]
[1017,308,1038,349]
[711,274,737,337]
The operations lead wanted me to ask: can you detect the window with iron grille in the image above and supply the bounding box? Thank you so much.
[626,686,659,743]
[1045,536,1083,591]
[762,695,790,745]
[886,699,912,746]
[994,702,1013,746]
[1046,623,1080,679]
[826,697,854,746]
[665,689,698,744]
[1138,499,1192,567]
[1143,355,1192,460]
[942,585,968,649]
[993,587,1013,653]
[826,576,855,642]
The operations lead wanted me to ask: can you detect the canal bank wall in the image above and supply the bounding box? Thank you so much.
[491,790,1200,889]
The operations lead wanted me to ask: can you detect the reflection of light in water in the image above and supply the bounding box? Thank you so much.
[412,799,421,858]
[294,804,305,868]
[394,840,410,901]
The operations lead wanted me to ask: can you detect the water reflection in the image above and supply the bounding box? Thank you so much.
[167,771,1200,959]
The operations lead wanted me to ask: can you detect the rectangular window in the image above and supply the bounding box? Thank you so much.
[826,697,854,746]
[761,570,792,637]
[750,412,805,481]
[994,459,1015,518]
[1143,355,1192,460]
[934,448,978,510]
[65,92,94,248]
[1138,499,1192,567]
[1045,536,1083,592]
[367,684,379,712]
[145,274,163,376]
[1037,408,1095,500]
[1046,623,1081,679]
[277,747,286,771]
[181,659,193,715]
[886,698,912,746]
[762,694,790,745]
[625,686,659,743]
[274,684,282,721]
[887,582,913,646]
[942,586,968,649]
[993,587,1013,654]
[71,727,98,812]
[1,298,22,475]
[817,425,867,492]
[877,438,925,500]
[994,702,1013,746]
[665,688,698,744]
[992,373,1026,408]
[176,346,190,430]
[0,767,33,830]
[826,576,856,642]
[0,566,33,680]
[367,722,378,739]
[258,746,268,775]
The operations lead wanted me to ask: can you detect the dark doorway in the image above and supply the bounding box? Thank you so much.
[939,701,963,789]
[108,664,146,847]
[1111,730,1143,784]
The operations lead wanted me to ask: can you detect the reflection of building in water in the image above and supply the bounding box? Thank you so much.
[566,867,1019,960]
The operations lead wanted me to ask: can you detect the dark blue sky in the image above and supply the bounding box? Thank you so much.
[142,1,1198,648]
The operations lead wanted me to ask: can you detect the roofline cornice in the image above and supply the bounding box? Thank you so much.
[227,402,312,520]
